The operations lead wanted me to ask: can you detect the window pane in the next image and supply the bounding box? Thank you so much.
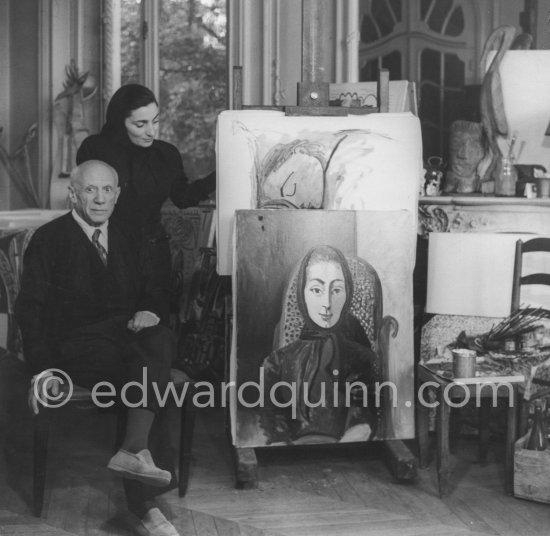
[444,53,464,87]
[382,50,401,79]
[421,49,440,84]
[420,0,432,21]
[420,83,440,124]
[372,0,396,37]
[120,0,141,84]
[443,88,465,126]
[421,123,444,161]
[158,0,226,179]
[361,15,379,44]
[445,7,464,37]
[427,0,452,34]
[360,58,380,81]
[388,0,402,22]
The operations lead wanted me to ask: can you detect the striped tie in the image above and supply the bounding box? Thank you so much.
[92,229,108,267]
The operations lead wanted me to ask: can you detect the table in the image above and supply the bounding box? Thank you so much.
[417,363,522,497]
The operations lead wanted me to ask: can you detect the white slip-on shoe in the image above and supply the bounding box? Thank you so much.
[107,449,171,487]
[141,507,180,536]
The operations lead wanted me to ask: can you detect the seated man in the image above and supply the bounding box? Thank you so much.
[15,160,180,536]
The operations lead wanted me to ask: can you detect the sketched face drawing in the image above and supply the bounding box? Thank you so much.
[304,260,347,328]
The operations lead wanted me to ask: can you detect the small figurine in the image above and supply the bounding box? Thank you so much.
[424,156,445,196]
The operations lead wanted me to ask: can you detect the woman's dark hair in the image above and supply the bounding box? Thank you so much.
[295,245,354,327]
[101,84,158,141]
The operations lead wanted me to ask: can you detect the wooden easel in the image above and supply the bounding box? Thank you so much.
[228,0,417,489]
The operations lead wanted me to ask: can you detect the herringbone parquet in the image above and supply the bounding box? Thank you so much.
[1,403,549,536]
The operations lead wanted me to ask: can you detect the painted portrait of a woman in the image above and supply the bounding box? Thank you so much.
[260,245,382,445]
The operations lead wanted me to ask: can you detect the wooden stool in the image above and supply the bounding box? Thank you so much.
[417,363,520,497]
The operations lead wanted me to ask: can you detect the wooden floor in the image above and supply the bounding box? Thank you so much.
[1,399,550,536]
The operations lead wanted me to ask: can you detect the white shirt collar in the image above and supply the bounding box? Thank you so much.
[71,209,109,251]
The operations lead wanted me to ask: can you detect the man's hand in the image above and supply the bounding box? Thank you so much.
[127,311,160,333]
[28,371,63,415]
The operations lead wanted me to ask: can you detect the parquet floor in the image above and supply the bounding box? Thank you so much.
[1,401,549,536]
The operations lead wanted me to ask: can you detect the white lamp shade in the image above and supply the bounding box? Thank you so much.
[426,232,550,317]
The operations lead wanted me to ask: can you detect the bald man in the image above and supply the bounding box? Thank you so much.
[15,160,181,536]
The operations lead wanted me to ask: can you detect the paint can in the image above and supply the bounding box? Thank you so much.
[452,348,477,378]
[537,177,550,199]
[520,329,541,352]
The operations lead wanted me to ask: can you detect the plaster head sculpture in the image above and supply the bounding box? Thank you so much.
[444,120,486,193]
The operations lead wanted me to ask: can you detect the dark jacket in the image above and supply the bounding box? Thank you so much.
[76,134,215,238]
[14,213,163,374]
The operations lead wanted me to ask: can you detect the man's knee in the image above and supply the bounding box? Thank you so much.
[132,324,176,370]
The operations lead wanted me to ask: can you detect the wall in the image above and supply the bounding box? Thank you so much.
[0,0,101,210]
[0,0,39,209]
[0,1,10,209]
[47,1,102,209]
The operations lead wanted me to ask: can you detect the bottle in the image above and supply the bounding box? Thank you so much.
[495,156,517,196]
[526,400,548,451]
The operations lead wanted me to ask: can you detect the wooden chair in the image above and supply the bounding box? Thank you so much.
[511,237,550,313]
[32,370,196,517]
[511,237,550,436]
[0,228,197,517]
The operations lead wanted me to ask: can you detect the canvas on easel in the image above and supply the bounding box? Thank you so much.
[230,209,415,448]
[216,111,422,275]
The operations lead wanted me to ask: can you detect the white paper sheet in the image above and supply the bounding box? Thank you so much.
[216,111,422,274]
[492,50,550,166]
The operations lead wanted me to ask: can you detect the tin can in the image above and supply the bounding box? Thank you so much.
[452,348,477,378]
[520,330,538,352]
[503,338,516,352]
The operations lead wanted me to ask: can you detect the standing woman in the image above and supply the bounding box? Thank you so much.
[77,83,215,322]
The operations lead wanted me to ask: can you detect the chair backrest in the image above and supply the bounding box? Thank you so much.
[275,255,385,351]
[0,229,36,355]
[511,237,550,313]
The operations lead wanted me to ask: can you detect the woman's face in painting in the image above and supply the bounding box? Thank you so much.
[304,260,347,328]
[124,102,159,147]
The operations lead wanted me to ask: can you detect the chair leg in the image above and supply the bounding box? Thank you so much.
[478,399,491,465]
[114,408,127,451]
[449,407,461,454]
[178,385,196,497]
[33,411,51,517]
[518,396,530,437]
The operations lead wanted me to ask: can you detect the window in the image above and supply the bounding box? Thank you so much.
[359,0,479,161]
[118,0,227,179]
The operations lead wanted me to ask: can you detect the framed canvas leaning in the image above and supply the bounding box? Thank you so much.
[230,209,415,448]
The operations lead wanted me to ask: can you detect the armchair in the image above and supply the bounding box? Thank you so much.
[0,227,196,517]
